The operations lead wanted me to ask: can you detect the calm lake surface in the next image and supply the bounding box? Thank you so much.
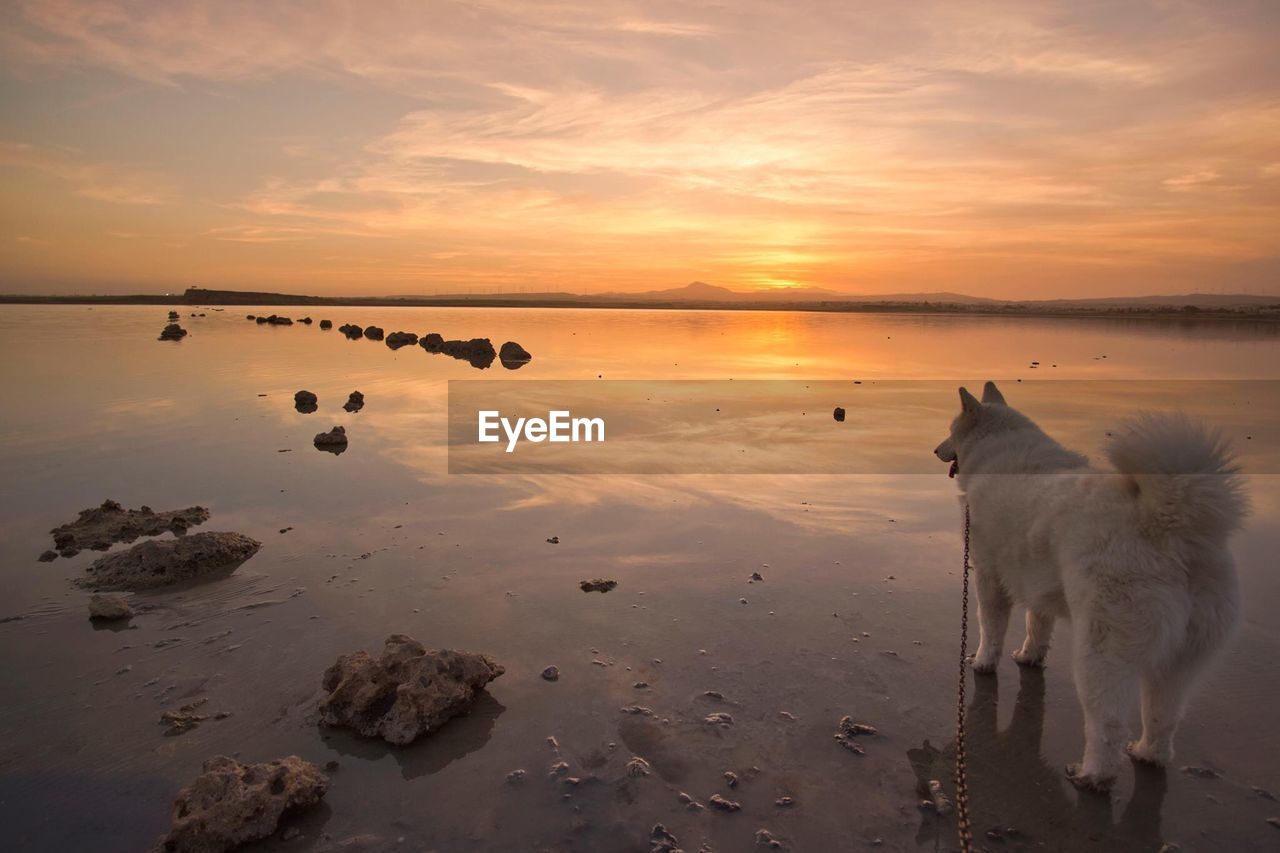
[0,305,1277,852]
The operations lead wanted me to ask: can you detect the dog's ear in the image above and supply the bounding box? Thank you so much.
[982,381,1006,405]
[959,386,981,414]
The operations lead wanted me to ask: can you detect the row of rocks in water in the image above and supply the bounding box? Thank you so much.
[247,314,531,369]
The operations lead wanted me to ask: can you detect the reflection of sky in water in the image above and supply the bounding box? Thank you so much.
[0,305,1278,851]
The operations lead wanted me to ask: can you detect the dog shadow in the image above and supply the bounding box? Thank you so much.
[907,666,1168,852]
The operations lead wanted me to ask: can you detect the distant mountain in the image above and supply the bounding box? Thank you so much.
[1027,293,1280,308]
[594,282,997,303]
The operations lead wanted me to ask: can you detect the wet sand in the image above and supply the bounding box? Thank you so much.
[0,305,1278,851]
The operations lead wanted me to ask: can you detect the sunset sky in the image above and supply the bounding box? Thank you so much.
[1,0,1277,298]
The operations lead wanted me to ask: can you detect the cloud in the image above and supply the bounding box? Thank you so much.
[0,1,1277,296]
[0,141,174,204]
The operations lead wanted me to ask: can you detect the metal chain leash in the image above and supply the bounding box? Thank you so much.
[955,502,974,853]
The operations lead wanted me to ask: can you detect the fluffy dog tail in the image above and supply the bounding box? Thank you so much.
[1106,413,1247,543]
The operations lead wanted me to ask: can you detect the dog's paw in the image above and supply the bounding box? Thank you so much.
[1012,649,1047,668]
[1065,763,1116,794]
[969,655,998,675]
[1126,740,1171,767]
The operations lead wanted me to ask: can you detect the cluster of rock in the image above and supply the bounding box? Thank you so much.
[44,500,211,559]
[343,391,364,413]
[253,314,293,326]
[145,632,506,848]
[318,634,505,745]
[159,323,188,341]
[245,312,533,370]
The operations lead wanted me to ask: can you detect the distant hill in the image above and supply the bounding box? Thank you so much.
[2,286,1275,320]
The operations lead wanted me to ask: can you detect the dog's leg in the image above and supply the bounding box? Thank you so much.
[1066,623,1138,792]
[1013,609,1054,667]
[1126,673,1191,767]
[971,566,1011,673]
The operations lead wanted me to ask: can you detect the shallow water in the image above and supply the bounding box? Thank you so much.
[0,305,1278,852]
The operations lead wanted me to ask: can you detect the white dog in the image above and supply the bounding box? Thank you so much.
[934,381,1246,791]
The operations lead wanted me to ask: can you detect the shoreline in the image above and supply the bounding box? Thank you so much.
[2,292,1278,323]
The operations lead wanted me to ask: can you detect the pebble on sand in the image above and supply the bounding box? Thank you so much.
[708,793,741,812]
[580,578,617,593]
[88,592,132,621]
[541,665,560,681]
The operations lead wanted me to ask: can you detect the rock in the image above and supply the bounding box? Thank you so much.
[1268,817,1280,830]
[546,536,560,544]
[160,699,209,736]
[926,779,953,815]
[775,796,795,807]
[313,426,348,454]
[88,593,132,621]
[506,769,527,784]
[749,572,763,581]
[50,500,210,553]
[343,392,364,413]
[833,407,846,422]
[151,755,328,853]
[256,316,268,324]
[419,333,445,352]
[626,756,652,777]
[318,634,504,745]
[709,793,741,812]
[385,331,418,349]
[299,317,313,325]
[837,717,878,737]
[724,771,739,788]
[649,823,681,852]
[499,341,532,369]
[76,532,262,591]
[246,315,255,320]
[620,706,656,717]
[1180,765,1220,779]
[755,828,783,848]
[259,314,293,326]
[834,715,875,754]
[432,337,496,369]
[580,579,617,593]
[294,390,318,413]
[363,326,384,341]
[338,323,363,339]
[38,549,57,562]
[541,665,560,682]
[159,323,188,341]
[319,319,333,329]
[168,310,180,319]
[705,712,734,727]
